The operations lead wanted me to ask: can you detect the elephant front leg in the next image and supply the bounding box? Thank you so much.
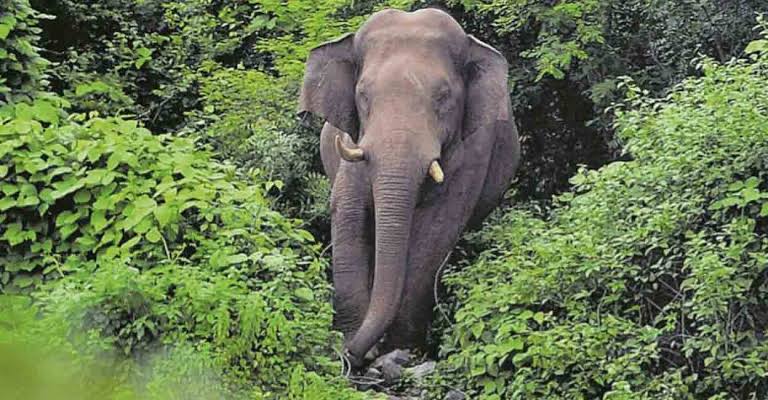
[385,212,464,350]
[330,166,374,339]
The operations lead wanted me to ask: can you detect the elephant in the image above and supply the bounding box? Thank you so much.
[298,8,520,366]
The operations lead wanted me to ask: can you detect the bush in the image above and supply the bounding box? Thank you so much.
[439,30,768,399]
[32,0,419,235]
[0,95,366,397]
[0,0,50,102]
[442,0,768,199]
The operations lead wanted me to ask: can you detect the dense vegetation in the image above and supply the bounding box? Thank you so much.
[441,31,768,398]
[2,0,768,398]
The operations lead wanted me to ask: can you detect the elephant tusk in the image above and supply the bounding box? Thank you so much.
[335,135,365,162]
[429,160,444,184]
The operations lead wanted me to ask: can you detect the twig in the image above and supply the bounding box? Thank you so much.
[320,243,332,258]
[434,251,454,327]
[48,255,65,279]
[160,232,172,261]
[346,375,385,387]
[334,346,351,378]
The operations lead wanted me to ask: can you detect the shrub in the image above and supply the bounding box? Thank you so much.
[0,0,50,102]
[0,95,366,397]
[442,0,768,199]
[439,31,768,399]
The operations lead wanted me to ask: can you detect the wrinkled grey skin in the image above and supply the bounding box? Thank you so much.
[298,8,520,366]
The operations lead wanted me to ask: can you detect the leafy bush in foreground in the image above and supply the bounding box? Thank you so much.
[0,96,365,398]
[440,31,768,399]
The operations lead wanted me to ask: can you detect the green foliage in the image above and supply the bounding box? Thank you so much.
[439,36,768,398]
[10,0,768,398]
[0,95,299,288]
[0,294,369,399]
[32,0,417,233]
[446,0,768,199]
[0,0,50,102]
[0,94,368,397]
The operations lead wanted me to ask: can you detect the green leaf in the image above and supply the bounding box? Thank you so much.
[294,287,315,302]
[225,253,249,265]
[13,275,39,289]
[56,210,80,227]
[745,40,768,54]
[135,46,153,68]
[74,190,92,204]
[123,196,157,230]
[51,177,85,200]
[0,23,12,40]
[145,227,162,243]
[742,187,761,203]
[2,222,26,246]
[153,204,176,227]
[0,196,15,211]
[471,322,484,339]
[120,235,142,252]
[90,210,108,232]
[75,81,112,97]
[1,184,18,196]
[33,100,59,124]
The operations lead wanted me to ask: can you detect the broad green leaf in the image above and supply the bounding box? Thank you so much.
[123,196,157,230]
[56,210,80,227]
[294,287,315,302]
[225,253,249,265]
[745,39,768,54]
[0,23,12,40]
[0,196,16,211]
[90,210,108,232]
[51,177,85,200]
[145,227,162,243]
[153,204,176,227]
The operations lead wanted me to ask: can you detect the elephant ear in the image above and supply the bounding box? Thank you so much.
[298,33,359,141]
[462,35,510,140]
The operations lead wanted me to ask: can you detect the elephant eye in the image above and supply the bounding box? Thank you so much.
[356,88,370,114]
[356,83,369,101]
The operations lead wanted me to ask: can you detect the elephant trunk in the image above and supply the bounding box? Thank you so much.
[345,168,417,362]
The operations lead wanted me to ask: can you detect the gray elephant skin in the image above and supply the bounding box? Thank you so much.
[298,8,520,366]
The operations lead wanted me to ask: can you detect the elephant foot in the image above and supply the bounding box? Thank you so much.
[343,347,365,369]
[344,341,382,370]
[355,349,437,390]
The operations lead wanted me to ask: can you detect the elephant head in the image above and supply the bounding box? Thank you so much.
[298,8,519,365]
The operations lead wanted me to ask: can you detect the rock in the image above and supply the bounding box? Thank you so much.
[365,367,382,378]
[404,360,436,380]
[372,349,412,368]
[444,389,466,400]
[380,360,403,383]
[371,349,411,384]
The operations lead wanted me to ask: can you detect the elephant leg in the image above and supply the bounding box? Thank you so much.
[330,164,374,339]
[385,217,463,350]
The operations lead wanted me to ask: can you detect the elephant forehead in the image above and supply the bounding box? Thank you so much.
[355,9,466,61]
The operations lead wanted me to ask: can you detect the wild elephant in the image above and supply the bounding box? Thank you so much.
[298,8,520,366]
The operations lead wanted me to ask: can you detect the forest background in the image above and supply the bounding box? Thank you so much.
[2,0,768,398]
